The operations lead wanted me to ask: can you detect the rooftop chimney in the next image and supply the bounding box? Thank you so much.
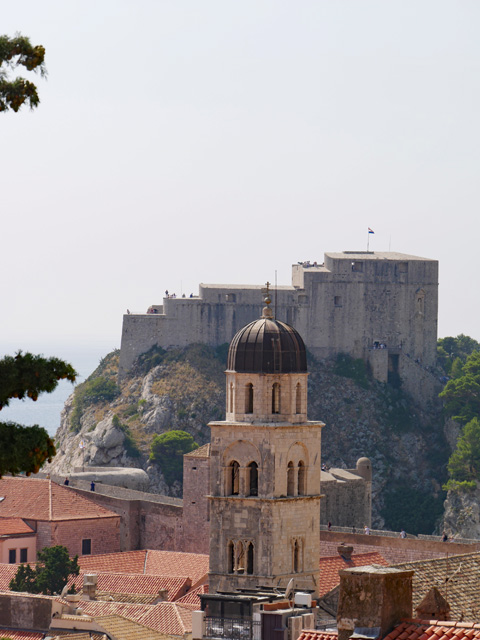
[337,544,354,561]
[337,565,414,640]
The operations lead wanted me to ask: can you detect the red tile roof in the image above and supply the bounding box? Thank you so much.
[385,620,480,640]
[0,477,117,522]
[78,550,209,586]
[319,552,389,596]
[175,583,208,607]
[79,600,193,636]
[298,630,338,640]
[0,631,44,640]
[0,518,34,536]
[70,572,191,601]
[0,563,21,590]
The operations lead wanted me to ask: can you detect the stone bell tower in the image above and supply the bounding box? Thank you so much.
[208,286,324,597]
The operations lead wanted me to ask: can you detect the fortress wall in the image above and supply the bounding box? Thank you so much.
[399,353,443,405]
[321,476,371,529]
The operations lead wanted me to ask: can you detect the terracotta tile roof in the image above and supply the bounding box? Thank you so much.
[0,563,21,590]
[393,551,480,621]
[95,614,171,639]
[185,443,211,458]
[70,572,191,601]
[175,582,208,607]
[79,600,193,636]
[145,550,208,587]
[136,602,193,636]
[0,477,118,521]
[298,630,338,640]
[385,620,480,640]
[319,551,389,596]
[0,518,35,536]
[78,549,209,586]
[0,631,44,640]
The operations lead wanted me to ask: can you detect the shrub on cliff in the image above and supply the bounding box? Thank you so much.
[150,430,198,484]
[444,417,480,492]
[440,351,480,425]
[333,353,370,389]
[71,376,120,432]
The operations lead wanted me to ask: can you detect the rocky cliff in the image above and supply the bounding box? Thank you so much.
[46,344,449,534]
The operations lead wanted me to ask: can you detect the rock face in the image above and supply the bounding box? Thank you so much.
[443,483,480,539]
[70,467,150,492]
[47,346,450,534]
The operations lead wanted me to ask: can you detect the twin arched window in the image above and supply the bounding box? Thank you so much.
[227,540,254,575]
[228,460,259,496]
[287,460,306,496]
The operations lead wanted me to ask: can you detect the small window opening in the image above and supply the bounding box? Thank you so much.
[229,382,234,413]
[82,539,92,555]
[272,383,281,414]
[227,541,235,573]
[8,549,16,564]
[230,461,240,495]
[20,548,27,563]
[245,383,254,414]
[295,382,302,414]
[352,261,363,273]
[248,461,258,496]
[334,295,342,307]
[247,543,254,575]
[293,540,299,573]
[298,461,306,496]
[287,461,295,496]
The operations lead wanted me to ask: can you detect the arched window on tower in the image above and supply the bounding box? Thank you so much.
[227,541,234,573]
[229,382,234,414]
[229,461,240,495]
[248,461,258,496]
[236,541,245,574]
[245,383,254,414]
[298,461,306,496]
[287,461,294,496]
[295,382,302,414]
[247,542,254,575]
[272,383,281,414]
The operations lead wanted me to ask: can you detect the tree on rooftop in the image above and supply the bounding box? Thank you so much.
[0,352,76,476]
[149,430,198,485]
[9,545,79,595]
[0,33,46,112]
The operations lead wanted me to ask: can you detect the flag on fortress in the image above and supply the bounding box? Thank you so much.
[368,227,375,234]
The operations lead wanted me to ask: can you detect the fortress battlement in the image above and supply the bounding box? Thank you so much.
[119,251,439,401]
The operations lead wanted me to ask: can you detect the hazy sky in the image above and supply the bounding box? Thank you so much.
[2,1,480,359]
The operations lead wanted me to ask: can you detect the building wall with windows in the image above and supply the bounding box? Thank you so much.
[0,535,36,564]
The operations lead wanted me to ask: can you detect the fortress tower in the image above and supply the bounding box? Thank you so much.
[207,288,324,596]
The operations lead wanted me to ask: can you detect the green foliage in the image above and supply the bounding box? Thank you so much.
[149,430,198,484]
[0,352,76,476]
[112,414,141,458]
[0,352,76,408]
[10,545,79,595]
[437,334,480,374]
[439,351,480,425]
[0,33,46,112]
[378,386,417,433]
[381,485,446,535]
[446,417,480,484]
[71,377,120,432]
[443,479,477,493]
[333,353,370,389]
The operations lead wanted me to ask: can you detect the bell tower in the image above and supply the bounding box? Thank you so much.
[208,287,323,596]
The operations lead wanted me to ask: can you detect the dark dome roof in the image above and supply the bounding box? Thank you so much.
[227,316,307,374]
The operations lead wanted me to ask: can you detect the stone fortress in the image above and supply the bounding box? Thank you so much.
[119,250,440,402]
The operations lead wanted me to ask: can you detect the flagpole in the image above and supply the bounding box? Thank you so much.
[367,230,370,252]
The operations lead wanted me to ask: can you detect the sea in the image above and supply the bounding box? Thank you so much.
[0,341,118,437]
